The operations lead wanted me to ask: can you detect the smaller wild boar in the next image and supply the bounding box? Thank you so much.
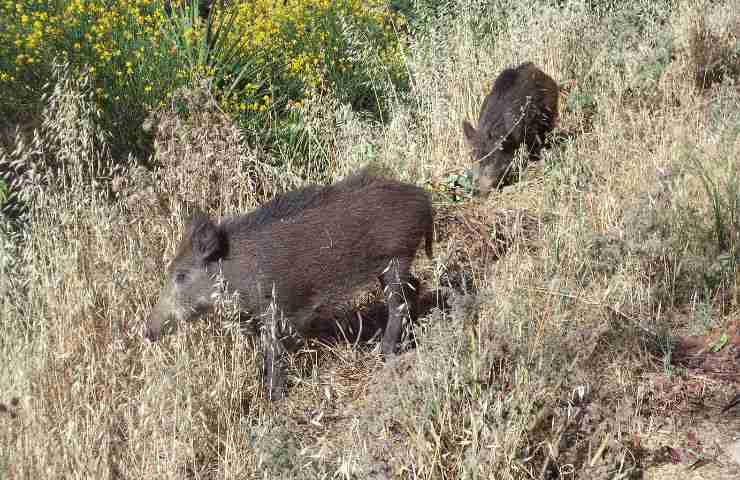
[145,168,434,398]
[463,62,560,196]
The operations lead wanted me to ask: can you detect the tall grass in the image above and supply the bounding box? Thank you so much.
[2,0,740,478]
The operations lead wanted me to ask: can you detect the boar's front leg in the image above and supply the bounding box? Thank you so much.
[380,257,414,355]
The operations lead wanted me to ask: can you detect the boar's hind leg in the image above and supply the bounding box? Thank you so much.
[380,257,415,355]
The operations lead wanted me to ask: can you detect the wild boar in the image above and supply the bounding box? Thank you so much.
[463,62,560,195]
[144,168,434,398]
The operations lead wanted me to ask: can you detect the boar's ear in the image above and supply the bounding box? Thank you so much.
[462,121,478,147]
[190,214,227,263]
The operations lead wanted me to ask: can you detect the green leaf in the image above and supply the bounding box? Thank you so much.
[709,333,729,353]
[0,179,8,205]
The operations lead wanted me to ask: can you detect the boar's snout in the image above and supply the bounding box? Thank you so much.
[143,312,163,342]
[143,320,161,342]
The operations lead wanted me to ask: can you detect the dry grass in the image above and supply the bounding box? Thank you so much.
[2,0,740,478]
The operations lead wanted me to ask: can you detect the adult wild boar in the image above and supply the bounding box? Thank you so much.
[463,62,560,195]
[144,168,434,398]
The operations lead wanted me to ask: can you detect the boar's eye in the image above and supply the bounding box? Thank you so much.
[174,272,187,284]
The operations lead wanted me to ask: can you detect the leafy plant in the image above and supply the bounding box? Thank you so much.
[225,0,408,119]
[690,149,740,257]
[160,0,268,112]
[433,172,475,203]
[0,178,8,207]
[0,0,181,158]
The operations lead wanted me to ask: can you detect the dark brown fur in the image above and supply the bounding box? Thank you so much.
[463,62,559,195]
[145,168,434,398]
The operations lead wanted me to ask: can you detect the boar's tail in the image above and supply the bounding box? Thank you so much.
[424,215,434,260]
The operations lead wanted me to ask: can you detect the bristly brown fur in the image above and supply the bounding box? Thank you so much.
[463,61,560,195]
[146,168,435,397]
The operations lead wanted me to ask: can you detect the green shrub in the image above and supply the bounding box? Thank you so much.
[221,0,408,121]
[0,0,184,158]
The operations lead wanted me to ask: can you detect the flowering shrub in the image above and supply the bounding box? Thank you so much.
[0,0,408,158]
[0,1,174,92]
[224,0,408,116]
[0,0,180,157]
